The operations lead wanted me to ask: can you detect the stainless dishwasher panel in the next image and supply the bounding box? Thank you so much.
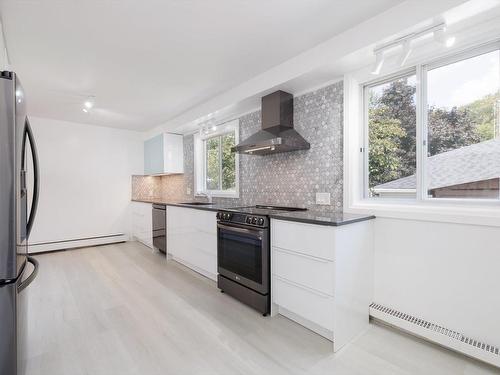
[152,204,166,254]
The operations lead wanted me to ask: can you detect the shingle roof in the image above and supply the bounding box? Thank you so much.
[374,138,500,191]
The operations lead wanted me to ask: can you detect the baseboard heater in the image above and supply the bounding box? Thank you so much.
[370,302,500,368]
[28,233,128,253]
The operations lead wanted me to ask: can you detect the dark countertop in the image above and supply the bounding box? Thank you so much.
[131,199,375,226]
[268,210,375,227]
[131,199,233,212]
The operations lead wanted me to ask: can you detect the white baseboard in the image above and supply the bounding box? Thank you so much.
[28,234,128,253]
[370,303,500,369]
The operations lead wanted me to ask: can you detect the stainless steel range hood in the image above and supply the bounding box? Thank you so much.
[232,91,310,155]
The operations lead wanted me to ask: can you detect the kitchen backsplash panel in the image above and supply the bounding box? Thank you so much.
[132,81,343,210]
[214,81,343,209]
[131,174,187,202]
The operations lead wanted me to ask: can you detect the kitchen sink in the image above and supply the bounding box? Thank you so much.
[179,202,212,206]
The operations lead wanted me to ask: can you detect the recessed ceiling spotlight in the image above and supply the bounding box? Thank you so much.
[82,96,95,113]
[371,51,384,75]
[84,99,94,109]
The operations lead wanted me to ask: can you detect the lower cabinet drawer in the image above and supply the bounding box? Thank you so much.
[274,277,334,331]
[273,247,334,296]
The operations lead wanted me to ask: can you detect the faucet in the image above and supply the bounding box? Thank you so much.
[198,191,213,204]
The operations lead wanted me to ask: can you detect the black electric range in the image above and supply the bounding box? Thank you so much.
[218,205,307,226]
[216,205,307,315]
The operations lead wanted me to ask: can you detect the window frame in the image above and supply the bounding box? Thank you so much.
[362,67,418,201]
[194,119,240,198]
[361,42,500,206]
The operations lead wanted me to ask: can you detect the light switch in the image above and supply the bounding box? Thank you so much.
[316,192,331,205]
[186,187,191,195]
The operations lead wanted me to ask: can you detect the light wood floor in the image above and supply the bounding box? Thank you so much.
[26,242,499,375]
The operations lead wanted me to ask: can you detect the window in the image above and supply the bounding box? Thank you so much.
[363,44,500,202]
[365,73,417,198]
[194,119,239,197]
[426,50,500,199]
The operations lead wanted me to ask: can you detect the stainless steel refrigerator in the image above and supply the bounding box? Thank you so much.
[0,71,40,375]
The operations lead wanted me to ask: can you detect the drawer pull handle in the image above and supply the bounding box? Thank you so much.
[273,246,332,263]
[274,275,332,298]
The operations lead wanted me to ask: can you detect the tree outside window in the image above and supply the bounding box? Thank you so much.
[366,48,500,200]
[204,132,236,192]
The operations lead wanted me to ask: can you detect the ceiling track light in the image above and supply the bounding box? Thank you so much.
[434,27,456,48]
[371,51,385,75]
[371,22,455,74]
[398,39,412,67]
[198,116,219,136]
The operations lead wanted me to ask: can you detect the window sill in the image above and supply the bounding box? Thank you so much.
[345,200,500,227]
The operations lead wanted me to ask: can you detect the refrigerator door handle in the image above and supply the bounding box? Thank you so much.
[18,256,39,293]
[23,117,40,238]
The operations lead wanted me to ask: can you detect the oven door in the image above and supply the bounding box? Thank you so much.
[217,223,269,295]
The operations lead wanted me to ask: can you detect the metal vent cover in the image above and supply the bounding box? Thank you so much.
[370,303,500,356]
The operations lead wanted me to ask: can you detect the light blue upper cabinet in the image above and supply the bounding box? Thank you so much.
[144,133,184,175]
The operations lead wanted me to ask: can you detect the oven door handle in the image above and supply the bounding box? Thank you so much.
[217,223,263,239]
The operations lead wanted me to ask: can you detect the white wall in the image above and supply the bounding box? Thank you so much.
[27,117,143,250]
[374,218,500,347]
[0,19,9,70]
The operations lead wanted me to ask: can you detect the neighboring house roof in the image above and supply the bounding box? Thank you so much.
[374,138,500,191]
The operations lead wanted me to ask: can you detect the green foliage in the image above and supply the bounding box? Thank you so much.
[206,137,220,190]
[221,133,236,190]
[368,107,406,188]
[462,93,499,142]
[378,79,417,177]
[205,132,236,191]
[428,107,480,156]
[368,78,498,189]
[368,77,416,190]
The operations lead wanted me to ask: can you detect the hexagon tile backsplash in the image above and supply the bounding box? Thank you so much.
[133,81,344,211]
[194,81,343,210]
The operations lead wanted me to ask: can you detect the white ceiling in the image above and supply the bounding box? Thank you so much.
[0,0,402,131]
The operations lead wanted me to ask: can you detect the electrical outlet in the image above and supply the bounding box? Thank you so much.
[315,192,331,205]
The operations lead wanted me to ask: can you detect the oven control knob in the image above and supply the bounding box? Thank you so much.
[258,218,264,226]
[223,213,228,220]
[246,217,252,224]
[252,217,258,225]
[217,212,221,219]
[227,213,232,220]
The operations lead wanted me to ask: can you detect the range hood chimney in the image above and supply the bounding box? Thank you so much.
[232,91,310,155]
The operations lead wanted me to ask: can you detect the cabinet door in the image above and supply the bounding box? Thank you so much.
[274,277,334,331]
[131,203,142,240]
[141,203,153,247]
[131,202,152,248]
[163,134,184,174]
[144,133,184,175]
[272,219,335,260]
[144,134,164,175]
[167,207,216,279]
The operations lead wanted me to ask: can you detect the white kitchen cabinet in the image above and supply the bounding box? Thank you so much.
[144,133,184,175]
[271,219,373,352]
[131,201,153,248]
[167,206,217,280]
